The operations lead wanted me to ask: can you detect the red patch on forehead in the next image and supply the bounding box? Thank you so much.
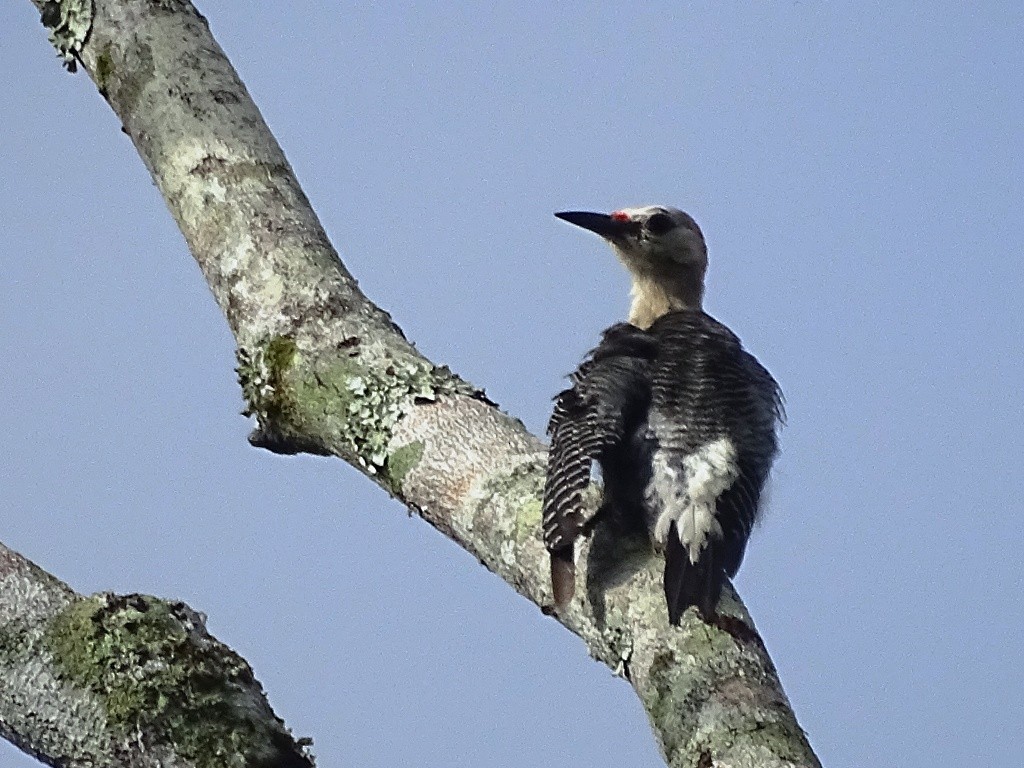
[610,210,631,221]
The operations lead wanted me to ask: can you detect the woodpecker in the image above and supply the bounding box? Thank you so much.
[542,206,783,624]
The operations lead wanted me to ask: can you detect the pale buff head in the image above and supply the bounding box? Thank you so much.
[555,206,708,328]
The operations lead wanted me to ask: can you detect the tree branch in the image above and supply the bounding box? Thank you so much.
[13,1,822,765]
[0,543,312,767]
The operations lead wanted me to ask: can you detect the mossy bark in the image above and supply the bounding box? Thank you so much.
[0,544,312,768]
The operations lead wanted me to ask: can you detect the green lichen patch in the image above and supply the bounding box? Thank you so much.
[93,43,114,95]
[239,335,483,475]
[517,498,543,540]
[40,0,94,72]
[472,456,546,545]
[46,593,312,768]
[265,336,297,385]
[237,335,299,430]
[383,440,424,492]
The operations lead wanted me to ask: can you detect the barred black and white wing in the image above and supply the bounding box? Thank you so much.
[644,311,783,622]
[542,323,654,609]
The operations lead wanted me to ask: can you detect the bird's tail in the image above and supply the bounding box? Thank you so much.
[550,549,576,612]
[663,524,725,624]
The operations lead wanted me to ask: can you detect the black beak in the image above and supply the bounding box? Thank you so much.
[554,211,639,239]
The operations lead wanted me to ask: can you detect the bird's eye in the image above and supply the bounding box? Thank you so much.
[646,212,676,235]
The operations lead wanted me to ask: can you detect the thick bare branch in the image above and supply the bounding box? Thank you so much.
[13,1,822,766]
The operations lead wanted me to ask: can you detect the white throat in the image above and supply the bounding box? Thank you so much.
[627,273,704,329]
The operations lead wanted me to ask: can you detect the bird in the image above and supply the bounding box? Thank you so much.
[542,206,783,624]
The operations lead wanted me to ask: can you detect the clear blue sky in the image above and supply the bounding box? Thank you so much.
[3,3,1022,766]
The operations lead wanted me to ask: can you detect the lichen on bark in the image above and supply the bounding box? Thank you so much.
[45,592,311,768]
[383,440,424,492]
[39,0,94,71]
[237,334,481,476]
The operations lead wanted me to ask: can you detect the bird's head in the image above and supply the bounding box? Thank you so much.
[555,205,708,328]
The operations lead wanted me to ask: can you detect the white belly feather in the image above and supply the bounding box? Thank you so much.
[646,436,739,563]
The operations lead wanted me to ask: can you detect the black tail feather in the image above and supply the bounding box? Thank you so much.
[664,526,726,624]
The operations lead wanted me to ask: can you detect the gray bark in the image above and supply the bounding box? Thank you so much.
[7,1,823,766]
